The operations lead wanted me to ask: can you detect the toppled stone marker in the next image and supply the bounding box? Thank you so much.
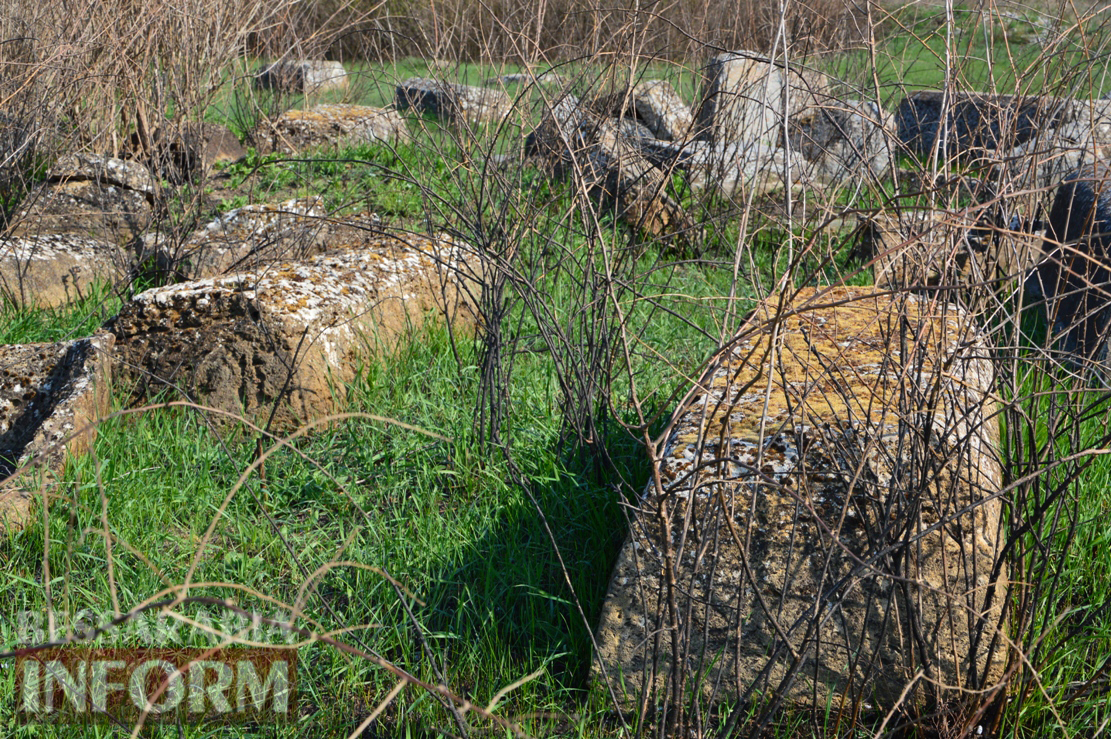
[395,77,512,124]
[638,138,805,198]
[111,232,480,429]
[0,334,114,534]
[256,60,348,95]
[253,104,410,155]
[595,287,1006,709]
[10,154,155,243]
[592,80,694,141]
[0,233,128,308]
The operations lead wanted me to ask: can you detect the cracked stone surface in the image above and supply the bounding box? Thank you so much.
[253,104,410,155]
[395,77,512,125]
[594,287,1006,710]
[0,233,129,308]
[0,334,114,535]
[111,231,481,429]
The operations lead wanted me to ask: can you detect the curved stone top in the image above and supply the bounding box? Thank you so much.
[46,154,157,195]
[187,197,326,244]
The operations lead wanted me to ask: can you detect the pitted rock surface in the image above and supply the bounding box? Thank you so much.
[0,334,114,534]
[11,154,155,243]
[256,60,348,95]
[0,233,129,308]
[595,287,1006,709]
[111,232,480,429]
[253,104,410,155]
[786,100,895,185]
[591,80,694,141]
[395,77,512,124]
[145,197,344,280]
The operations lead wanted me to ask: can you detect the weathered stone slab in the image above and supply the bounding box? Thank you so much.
[786,100,895,185]
[146,198,389,281]
[695,52,832,144]
[0,334,114,534]
[253,104,410,155]
[896,91,1074,158]
[395,77,512,125]
[111,232,479,429]
[256,60,348,95]
[0,233,128,308]
[859,209,1041,290]
[595,287,1006,709]
[10,154,155,243]
[638,138,804,198]
[592,80,694,141]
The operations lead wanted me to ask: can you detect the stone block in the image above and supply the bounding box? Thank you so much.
[111,232,480,429]
[253,104,410,155]
[256,60,348,95]
[637,138,805,198]
[395,77,512,125]
[786,100,895,185]
[592,80,694,141]
[0,334,114,534]
[0,233,128,308]
[595,287,1006,709]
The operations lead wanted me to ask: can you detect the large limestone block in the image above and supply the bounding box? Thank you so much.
[0,233,129,308]
[253,104,410,155]
[696,52,832,144]
[0,334,114,534]
[395,77,512,125]
[592,80,694,141]
[256,60,348,95]
[859,209,1041,290]
[786,100,895,185]
[10,154,155,243]
[111,233,480,429]
[896,91,1074,158]
[638,138,804,198]
[595,287,1006,710]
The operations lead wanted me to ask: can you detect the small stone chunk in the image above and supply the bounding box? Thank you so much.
[256,60,348,95]
[0,233,128,308]
[594,287,1006,710]
[253,104,410,155]
[0,334,114,535]
[111,231,480,429]
[395,77,512,124]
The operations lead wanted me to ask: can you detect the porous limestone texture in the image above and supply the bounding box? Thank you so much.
[0,233,128,308]
[111,232,480,429]
[256,60,348,95]
[10,154,155,243]
[395,77,512,125]
[591,80,694,141]
[896,91,1075,158]
[858,210,1041,290]
[253,104,410,155]
[146,198,393,281]
[0,334,114,534]
[595,287,1006,710]
[785,100,895,186]
[695,52,832,144]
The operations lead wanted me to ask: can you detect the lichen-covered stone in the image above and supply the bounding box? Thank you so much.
[0,233,129,308]
[592,80,694,141]
[0,334,114,534]
[111,232,480,429]
[395,77,512,125]
[595,287,1006,710]
[253,104,410,155]
[256,60,348,95]
[10,154,155,243]
[896,91,1074,158]
[695,52,832,144]
[786,100,895,185]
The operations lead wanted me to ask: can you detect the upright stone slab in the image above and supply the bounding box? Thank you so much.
[10,154,155,243]
[0,233,128,308]
[595,287,1006,709]
[0,334,114,534]
[896,91,1074,158]
[111,232,480,430]
[396,78,512,125]
[256,60,348,95]
[253,104,410,155]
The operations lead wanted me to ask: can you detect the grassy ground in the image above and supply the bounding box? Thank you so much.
[4,3,1111,736]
